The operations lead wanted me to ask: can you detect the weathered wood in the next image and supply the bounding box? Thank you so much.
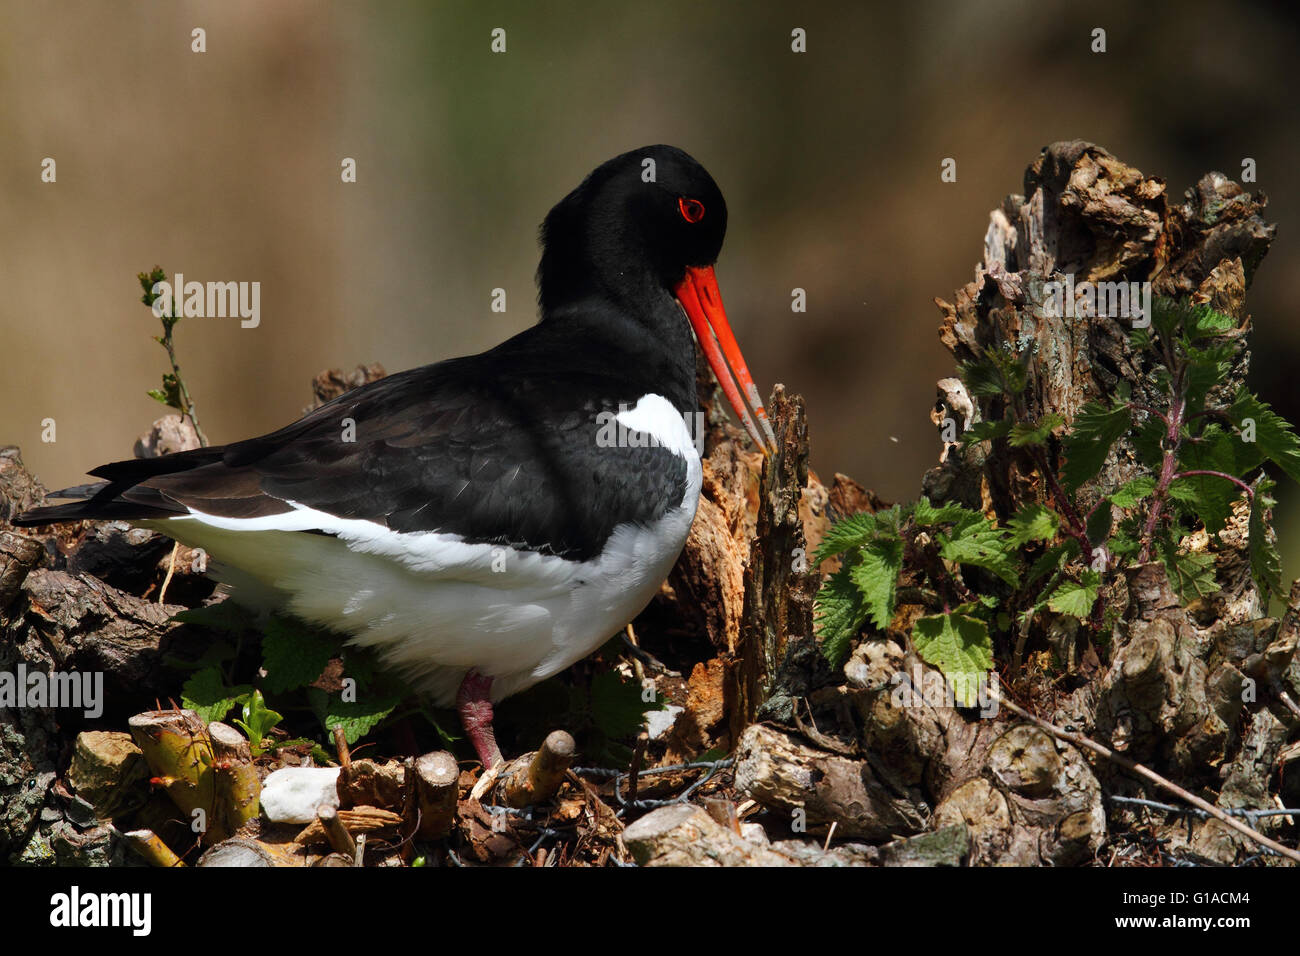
[408,751,460,839]
[499,730,575,809]
[734,723,930,841]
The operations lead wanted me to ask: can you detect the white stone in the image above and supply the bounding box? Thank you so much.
[260,767,340,824]
[645,704,684,740]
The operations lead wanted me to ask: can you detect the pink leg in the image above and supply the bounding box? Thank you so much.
[456,669,504,769]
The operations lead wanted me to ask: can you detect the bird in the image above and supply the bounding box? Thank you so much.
[14,145,776,769]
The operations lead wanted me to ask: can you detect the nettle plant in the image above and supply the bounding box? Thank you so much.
[816,297,1300,702]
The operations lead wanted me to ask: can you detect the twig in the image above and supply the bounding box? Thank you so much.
[123,828,185,867]
[157,541,180,606]
[157,317,209,447]
[627,731,649,806]
[989,688,1300,863]
[332,725,351,769]
[317,804,356,858]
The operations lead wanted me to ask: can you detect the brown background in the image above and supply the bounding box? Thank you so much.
[3,0,1298,576]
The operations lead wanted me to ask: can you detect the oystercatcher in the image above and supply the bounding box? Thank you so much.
[15,145,775,768]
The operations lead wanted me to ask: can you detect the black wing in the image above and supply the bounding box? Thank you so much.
[15,323,692,562]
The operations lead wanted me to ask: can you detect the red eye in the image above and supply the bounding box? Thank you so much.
[678,197,705,223]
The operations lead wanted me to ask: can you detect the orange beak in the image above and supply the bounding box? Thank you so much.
[673,265,778,456]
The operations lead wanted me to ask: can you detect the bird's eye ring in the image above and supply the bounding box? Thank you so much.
[678,197,705,223]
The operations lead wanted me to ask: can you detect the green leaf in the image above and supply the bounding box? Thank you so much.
[181,667,251,725]
[307,687,401,745]
[148,373,182,411]
[1185,302,1237,340]
[1248,476,1282,602]
[1046,570,1101,620]
[261,616,340,694]
[1183,342,1237,415]
[1086,501,1113,548]
[591,671,664,741]
[1173,426,1248,534]
[1150,296,1184,341]
[957,356,1007,398]
[1158,545,1219,604]
[815,566,870,667]
[1027,539,1080,584]
[911,614,994,707]
[1062,402,1132,491]
[849,538,905,630]
[814,512,879,563]
[939,525,1018,586]
[1109,475,1156,509]
[871,504,905,536]
[1229,389,1300,484]
[1007,504,1059,546]
[912,497,979,527]
[1131,416,1166,469]
[233,689,283,755]
[172,600,255,634]
[1009,414,1065,448]
[962,419,1012,444]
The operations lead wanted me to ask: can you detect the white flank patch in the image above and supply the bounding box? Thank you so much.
[615,393,697,459]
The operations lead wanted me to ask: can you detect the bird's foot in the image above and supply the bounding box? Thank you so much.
[456,669,504,769]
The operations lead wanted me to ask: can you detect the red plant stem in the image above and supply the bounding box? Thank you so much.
[1139,394,1185,563]
[1172,470,1255,499]
[1126,401,1169,425]
[1030,444,1092,554]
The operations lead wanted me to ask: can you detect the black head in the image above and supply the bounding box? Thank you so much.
[538,145,728,315]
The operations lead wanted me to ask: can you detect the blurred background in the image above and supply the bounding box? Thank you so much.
[3,0,1299,574]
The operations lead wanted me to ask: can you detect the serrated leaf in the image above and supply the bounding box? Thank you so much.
[815,566,870,667]
[1061,402,1132,491]
[814,512,879,563]
[939,526,1018,586]
[172,600,255,634]
[1185,302,1237,340]
[1230,389,1300,484]
[962,419,1012,443]
[180,667,251,725]
[1158,545,1219,604]
[1173,426,1248,534]
[911,614,994,707]
[1109,475,1156,509]
[307,687,401,744]
[1007,504,1059,546]
[849,537,904,630]
[872,504,905,536]
[261,616,340,694]
[1131,416,1166,469]
[957,356,1006,398]
[1027,539,1080,584]
[1248,476,1282,602]
[1046,570,1101,620]
[1183,342,1237,414]
[1008,414,1065,448]
[912,497,979,527]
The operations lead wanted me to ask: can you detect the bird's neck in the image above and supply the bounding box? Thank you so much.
[540,288,698,415]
